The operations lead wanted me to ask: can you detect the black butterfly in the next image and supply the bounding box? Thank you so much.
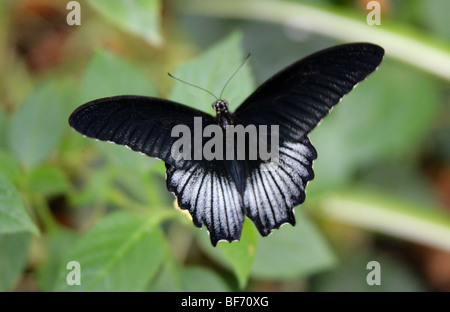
[69,43,384,246]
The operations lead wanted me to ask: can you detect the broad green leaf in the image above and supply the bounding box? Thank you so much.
[0,232,30,291]
[8,83,65,170]
[312,250,427,292]
[54,211,165,292]
[0,174,39,235]
[217,221,258,289]
[111,167,164,207]
[250,212,336,279]
[87,0,163,46]
[57,78,83,124]
[81,48,157,102]
[309,61,440,191]
[37,230,78,292]
[68,166,114,207]
[0,150,21,184]
[97,142,158,173]
[197,220,258,289]
[181,266,231,292]
[147,261,183,292]
[26,165,71,197]
[70,164,162,209]
[170,31,255,113]
[150,161,167,178]
[81,48,159,172]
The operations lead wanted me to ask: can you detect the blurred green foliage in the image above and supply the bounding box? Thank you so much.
[0,0,448,292]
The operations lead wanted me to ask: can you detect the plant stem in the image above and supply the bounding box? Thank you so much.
[317,190,450,252]
[32,194,58,233]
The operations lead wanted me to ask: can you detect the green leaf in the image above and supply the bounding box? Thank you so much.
[250,212,336,279]
[69,166,114,207]
[8,83,65,170]
[87,0,163,46]
[80,48,159,173]
[26,165,71,197]
[170,31,255,113]
[37,230,78,292]
[0,232,30,291]
[57,78,84,123]
[54,211,165,292]
[197,220,258,289]
[147,261,183,292]
[0,174,39,235]
[111,166,162,206]
[181,266,231,292]
[217,221,258,289]
[70,163,161,209]
[97,142,158,173]
[309,61,440,191]
[0,150,21,184]
[81,48,157,102]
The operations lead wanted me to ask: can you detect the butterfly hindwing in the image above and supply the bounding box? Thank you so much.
[243,138,317,236]
[166,161,245,246]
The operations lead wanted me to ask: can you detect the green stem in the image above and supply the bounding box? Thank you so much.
[316,190,450,252]
[31,194,59,233]
[180,0,450,81]
[108,188,149,213]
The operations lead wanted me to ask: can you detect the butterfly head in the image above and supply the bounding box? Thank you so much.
[212,100,229,115]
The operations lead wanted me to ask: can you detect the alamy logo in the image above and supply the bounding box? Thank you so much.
[366,1,381,26]
[66,1,81,26]
[170,117,280,168]
[366,261,381,286]
[66,260,81,286]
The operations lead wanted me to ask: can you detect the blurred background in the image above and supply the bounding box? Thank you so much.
[0,0,448,292]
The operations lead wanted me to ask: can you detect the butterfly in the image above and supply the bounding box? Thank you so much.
[69,43,384,246]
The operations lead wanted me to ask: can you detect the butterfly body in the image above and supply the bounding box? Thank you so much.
[69,43,384,246]
[212,99,232,128]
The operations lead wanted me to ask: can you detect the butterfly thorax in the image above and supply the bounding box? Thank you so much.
[212,99,232,128]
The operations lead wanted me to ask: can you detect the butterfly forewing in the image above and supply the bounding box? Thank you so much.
[233,43,385,142]
[69,95,216,169]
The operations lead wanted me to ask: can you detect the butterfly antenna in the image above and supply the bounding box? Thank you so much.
[168,73,219,101]
[219,53,251,100]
